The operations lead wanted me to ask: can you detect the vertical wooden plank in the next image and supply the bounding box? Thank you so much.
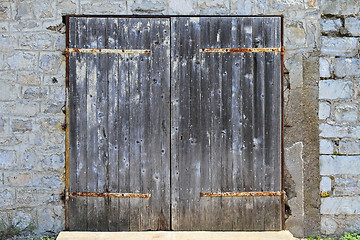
[127,18,142,231]
[198,17,211,231]
[231,17,244,231]
[84,17,98,231]
[252,17,266,231]
[106,17,120,231]
[116,18,131,231]
[170,17,180,231]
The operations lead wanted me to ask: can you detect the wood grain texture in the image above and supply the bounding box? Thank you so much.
[68,16,282,231]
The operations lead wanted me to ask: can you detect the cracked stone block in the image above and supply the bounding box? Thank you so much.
[319,80,353,100]
[335,104,358,123]
[321,18,342,33]
[321,37,358,57]
[319,102,331,120]
[333,58,360,78]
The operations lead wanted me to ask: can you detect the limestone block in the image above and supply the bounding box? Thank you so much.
[319,139,334,154]
[129,0,167,14]
[81,0,128,14]
[0,102,39,117]
[320,177,331,192]
[335,104,358,123]
[19,33,54,50]
[39,53,62,74]
[0,2,12,20]
[11,119,32,133]
[55,34,66,51]
[41,154,65,171]
[321,18,342,33]
[321,197,360,214]
[0,82,19,101]
[33,1,55,19]
[230,0,253,14]
[6,51,37,70]
[15,1,35,20]
[18,71,41,85]
[319,57,330,78]
[333,58,360,78]
[0,22,9,32]
[285,53,303,89]
[22,86,48,101]
[0,150,17,169]
[0,34,17,52]
[334,176,360,196]
[21,149,41,170]
[57,0,77,14]
[37,207,55,232]
[168,0,196,14]
[321,37,358,57]
[284,20,306,50]
[197,0,230,14]
[319,123,360,138]
[345,18,360,37]
[319,80,353,100]
[321,215,360,236]
[0,188,15,208]
[321,217,338,235]
[339,140,360,155]
[320,155,360,175]
[0,71,15,81]
[319,102,331,119]
[321,0,360,15]
[5,173,31,186]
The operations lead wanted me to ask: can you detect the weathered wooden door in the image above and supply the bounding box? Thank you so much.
[66,16,283,231]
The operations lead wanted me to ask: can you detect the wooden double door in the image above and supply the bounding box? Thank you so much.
[66,16,283,231]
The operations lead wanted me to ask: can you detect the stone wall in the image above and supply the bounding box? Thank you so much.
[0,0,357,238]
[319,0,360,236]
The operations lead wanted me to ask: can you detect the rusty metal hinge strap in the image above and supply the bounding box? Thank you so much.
[65,48,151,54]
[200,190,285,197]
[200,47,281,53]
[67,192,151,198]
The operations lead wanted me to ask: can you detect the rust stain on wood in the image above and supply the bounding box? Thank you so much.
[66,48,151,54]
[200,48,281,53]
[68,192,151,198]
[200,191,284,197]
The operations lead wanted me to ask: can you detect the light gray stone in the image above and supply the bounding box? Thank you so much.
[285,53,303,89]
[37,207,55,232]
[129,0,167,13]
[0,188,15,208]
[0,102,40,117]
[15,1,35,20]
[284,20,306,50]
[319,80,353,100]
[6,51,37,70]
[284,143,304,237]
[319,102,331,119]
[39,53,62,74]
[230,0,253,14]
[11,119,32,133]
[320,177,331,192]
[335,104,358,123]
[0,34,17,52]
[321,18,342,33]
[319,57,330,78]
[345,18,360,37]
[321,0,360,15]
[0,2,11,20]
[0,150,17,169]
[33,1,55,19]
[320,155,360,175]
[22,86,48,100]
[319,139,334,154]
[41,154,64,171]
[319,123,360,138]
[0,82,19,101]
[334,176,360,196]
[333,58,360,78]
[18,71,41,85]
[321,217,337,235]
[339,140,360,155]
[321,37,358,57]
[198,0,230,14]
[321,197,360,214]
[168,0,196,14]
[19,33,54,50]
[57,0,77,14]
[81,0,127,14]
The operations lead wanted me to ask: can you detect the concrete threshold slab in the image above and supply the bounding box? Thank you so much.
[57,231,296,240]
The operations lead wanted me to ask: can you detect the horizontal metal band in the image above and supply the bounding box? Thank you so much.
[68,192,151,198]
[200,191,284,197]
[200,48,281,53]
[66,48,151,54]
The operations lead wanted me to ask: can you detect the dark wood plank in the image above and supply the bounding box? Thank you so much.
[198,17,211,231]
[170,17,180,230]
